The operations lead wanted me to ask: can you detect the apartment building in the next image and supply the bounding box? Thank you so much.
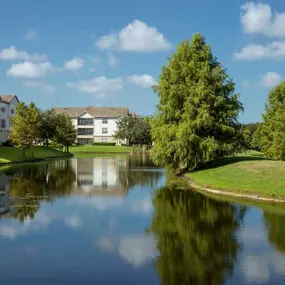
[53,106,133,145]
[0,95,19,145]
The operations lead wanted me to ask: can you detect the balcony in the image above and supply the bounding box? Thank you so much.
[77,128,94,136]
[78,118,93,126]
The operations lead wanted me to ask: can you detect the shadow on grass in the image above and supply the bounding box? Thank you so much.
[192,155,272,173]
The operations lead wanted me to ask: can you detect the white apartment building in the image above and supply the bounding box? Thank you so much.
[0,95,19,145]
[54,106,135,145]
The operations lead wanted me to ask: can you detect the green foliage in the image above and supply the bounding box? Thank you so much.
[53,113,77,152]
[151,33,242,170]
[150,181,246,284]
[259,82,285,159]
[91,142,116,146]
[241,123,262,151]
[114,116,152,145]
[38,109,58,147]
[10,102,40,152]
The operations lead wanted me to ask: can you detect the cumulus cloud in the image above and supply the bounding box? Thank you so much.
[7,61,53,78]
[64,215,83,229]
[260,72,283,87]
[234,41,285,60]
[66,76,123,98]
[107,52,119,67]
[64,57,84,70]
[24,30,37,40]
[23,81,55,93]
[97,234,157,267]
[128,74,156,88]
[241,2,285,38]
[0,46,46,62]
[97,19,171,52]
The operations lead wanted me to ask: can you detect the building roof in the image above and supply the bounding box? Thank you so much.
[53,106,129,118]
[0,95,19,104]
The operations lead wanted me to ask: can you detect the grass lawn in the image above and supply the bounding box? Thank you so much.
[69,145,133,154]
[187,154,285,198]
[0,146,71,164]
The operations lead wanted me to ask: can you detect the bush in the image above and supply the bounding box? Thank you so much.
[91,142,116,146]
[2,139,13,147]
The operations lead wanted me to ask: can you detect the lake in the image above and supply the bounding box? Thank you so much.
[0,155,285,284]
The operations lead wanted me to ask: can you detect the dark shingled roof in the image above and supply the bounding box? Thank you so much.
[53,106,129,118]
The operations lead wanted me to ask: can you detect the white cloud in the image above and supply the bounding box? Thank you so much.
[97,234,157,267]
[0,46,46,62]
[0,211,51,240]
[64,215,83,229]
[24,30,37,40]
[97,19,171,52]
[118,235,157,267]
[67,76,123,97]
[7,61,53,78]
[131,199,153,215]
[260,72,283,87]
[128,74,156,88]
[64,57,84,70]
[107,52,119,67]
[234,41,285,60]
[23,81,55,93]
[89,67,96,73]
[241,2,285,38]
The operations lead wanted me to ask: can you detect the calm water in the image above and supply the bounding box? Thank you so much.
[0,156,285,284]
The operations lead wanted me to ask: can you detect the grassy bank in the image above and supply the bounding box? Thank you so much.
[0,146,72,164]
[69,145,133,154]
[186,154,285,198]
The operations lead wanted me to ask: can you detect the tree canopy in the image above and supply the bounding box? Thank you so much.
[151,33,243,170]
[114,115,152,145]
[259,81,285,159]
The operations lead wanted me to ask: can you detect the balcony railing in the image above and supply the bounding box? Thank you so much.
[78,119,93,125]
[77,128,94,135]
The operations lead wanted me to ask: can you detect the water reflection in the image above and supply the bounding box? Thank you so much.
[0,156,162,222]
[150,179,247,285]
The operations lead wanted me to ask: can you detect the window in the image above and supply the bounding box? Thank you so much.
[102,138,108,142]
[77,128,94,135]
[11,108,14,114]
[102,118,108,124]
[102,128,108,134]
[78,118,93,125]
[78,138,93,145]
[0,119,6,129]
[0,107,6,113]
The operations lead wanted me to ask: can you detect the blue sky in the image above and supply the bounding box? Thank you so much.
[0,0,284,123]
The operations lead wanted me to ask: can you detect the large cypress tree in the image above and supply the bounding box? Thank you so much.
[151,33,243,170]
[259,81,285,160]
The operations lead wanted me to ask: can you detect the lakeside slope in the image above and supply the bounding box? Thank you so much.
[0,146,72,164]
[186,154,285,199]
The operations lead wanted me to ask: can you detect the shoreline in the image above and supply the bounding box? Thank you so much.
[0,153,73,167]
[183,175,285,204]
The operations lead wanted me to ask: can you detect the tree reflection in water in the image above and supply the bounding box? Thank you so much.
[150,180,247,285]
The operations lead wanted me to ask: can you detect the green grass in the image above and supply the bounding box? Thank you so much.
[0,146,71,164]
[69,145,133,154]
[187,154,285,198]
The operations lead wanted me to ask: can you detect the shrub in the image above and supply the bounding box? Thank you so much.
[91,142,116,146]
[2,139,13,147]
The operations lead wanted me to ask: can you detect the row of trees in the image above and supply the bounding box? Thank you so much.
[10,102,76,153]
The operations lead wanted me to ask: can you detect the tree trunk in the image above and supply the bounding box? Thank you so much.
[46,137,49,147]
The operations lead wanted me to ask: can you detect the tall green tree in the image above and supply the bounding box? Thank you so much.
[10,102,40,156]
[259,82,285,159]
[38,109,57,147]
[151,34,243,170]
[53,113,76,152]
[241,123,261,151]
[115,116,152,145]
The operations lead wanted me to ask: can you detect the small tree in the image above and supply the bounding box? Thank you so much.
[151,33,243,171]
[115,116,152,145]
[10,102,40,156]
[38,109,57,147]
[54,113,76,152]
